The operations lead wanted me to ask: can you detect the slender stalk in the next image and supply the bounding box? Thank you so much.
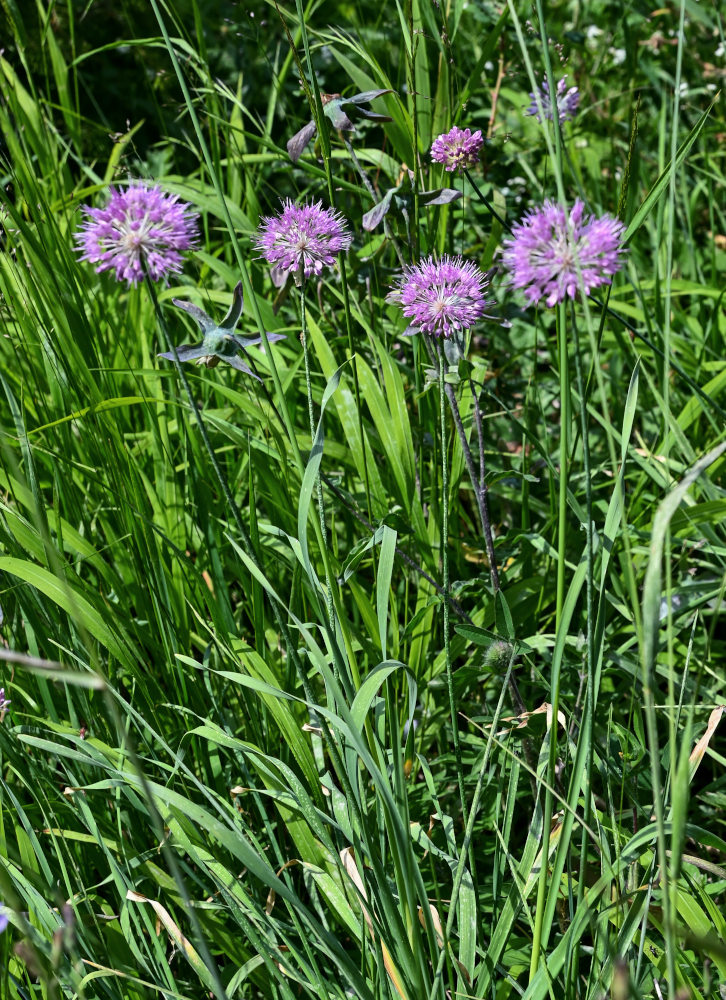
[530,301,569,983]
[437,340,466,816]
[463,169,510,232]
[299,278,336,635]
[571,310,595,997]
[406,0,421,258]
[421,334,500,591]
[555,303,570,627]
[445,379,500,590]
[467,377,501,592]
[661,5,688,991]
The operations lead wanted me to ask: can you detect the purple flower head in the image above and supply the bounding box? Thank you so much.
[75,183,199,285]
[389,255,492,338]
[0,688,9,715]
[430,127,484,173]
[0,907,8,934]
[254,199,352,283]
[526,77,580,124]
[502,199,625,307]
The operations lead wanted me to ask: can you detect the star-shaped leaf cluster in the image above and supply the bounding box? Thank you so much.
[159,283,284,380]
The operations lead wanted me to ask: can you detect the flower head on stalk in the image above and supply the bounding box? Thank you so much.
[74,183,199,285]
[158,283,284,379]
[501,199,625,307]
[254,199,352,284]
[525,77,580,124]
[389,255,493,339]
[430,126,484,173]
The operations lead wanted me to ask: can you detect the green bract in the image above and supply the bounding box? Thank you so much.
[158,282,284,379]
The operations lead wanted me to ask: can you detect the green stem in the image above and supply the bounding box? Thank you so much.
[406,0,420,257]
[463,169,509,232]
[300,278,336,636]
[436,341,465,816]
[555,303,570,628]
[571,310,594,990]
[530,301,569,983]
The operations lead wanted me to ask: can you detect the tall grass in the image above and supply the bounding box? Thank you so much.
[1,2,725,999]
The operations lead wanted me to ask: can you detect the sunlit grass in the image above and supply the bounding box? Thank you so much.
[0,2,725,999]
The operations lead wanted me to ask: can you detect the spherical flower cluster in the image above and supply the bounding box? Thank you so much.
[501,199,625,307]
[255,199,352,282]
[390,255,492,338]
[74,183,199,285]
[430,127,484,173]
[526,77,580,124]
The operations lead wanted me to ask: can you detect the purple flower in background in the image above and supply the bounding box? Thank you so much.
[254,199,352,283]
[0,688,9,715]
[389,255,492,338]
[75,183,199,285]
[501,199,625,307]
[0,907,8,934]
[430,127,484,173]
[526,77,580,124]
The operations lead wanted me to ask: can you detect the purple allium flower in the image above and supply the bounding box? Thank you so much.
[526,77,580,124]
[501,199,625,307]
[254,199,352,282]
[0,688,9,714]
[74,183,199,285]
[430,126,484,173]
[389,255,492,338]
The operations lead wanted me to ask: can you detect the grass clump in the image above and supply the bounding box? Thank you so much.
[1,2,725,999]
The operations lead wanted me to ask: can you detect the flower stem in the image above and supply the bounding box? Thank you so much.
[421,335,500,591]
[446,382,499,589]
[468,377,501,592]
[300,279,336,636]
[529,300,570,984]
[555,303,570,627]
[571,307,595,992]
[436,340,466,818]
[463,168,510,232]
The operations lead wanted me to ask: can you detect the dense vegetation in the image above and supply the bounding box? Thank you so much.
[0,1,725,999]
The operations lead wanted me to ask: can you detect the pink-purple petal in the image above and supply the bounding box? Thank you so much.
[502,199,625,307]
[430,127,484,173]
[389,254,492,338]
[254,199,352,281]
[74,183,199,286]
